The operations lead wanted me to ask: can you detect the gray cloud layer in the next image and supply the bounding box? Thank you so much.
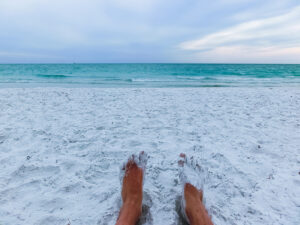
[0,0,299,63]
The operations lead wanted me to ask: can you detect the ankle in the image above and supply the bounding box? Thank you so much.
[184,184,213,225]
[185,204,202,224]
[124,198,142,210]
[123,192,143,206]
[116,201,141,225]
[186,202,213,225]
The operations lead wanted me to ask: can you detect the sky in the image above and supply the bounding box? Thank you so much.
[0,0,300,63]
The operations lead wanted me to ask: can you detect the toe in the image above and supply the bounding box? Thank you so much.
[180,153,186,158]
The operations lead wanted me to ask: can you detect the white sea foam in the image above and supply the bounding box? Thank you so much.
[0,87,299,225]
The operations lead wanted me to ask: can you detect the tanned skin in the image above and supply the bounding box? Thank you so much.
[184,183,213,225]
[180,153,214,225]
[115,159,143,225]
[115,153,213,225]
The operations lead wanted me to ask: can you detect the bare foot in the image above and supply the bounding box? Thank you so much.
[116,152,147,225]
[179,153,213,225]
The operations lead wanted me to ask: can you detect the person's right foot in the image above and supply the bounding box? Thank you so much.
[179,153,213,225]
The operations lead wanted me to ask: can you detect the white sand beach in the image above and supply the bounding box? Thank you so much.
[0,87,299,225]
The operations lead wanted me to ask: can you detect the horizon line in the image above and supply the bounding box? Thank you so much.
[1,62,300,65]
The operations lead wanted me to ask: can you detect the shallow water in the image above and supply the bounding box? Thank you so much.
[0,64,299,87]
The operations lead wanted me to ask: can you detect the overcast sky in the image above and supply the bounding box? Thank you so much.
[0,0,300,63]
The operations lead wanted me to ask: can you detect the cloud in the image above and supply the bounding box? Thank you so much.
[179,5,300,62]
[0,0,299,62]
[184,46,300,63]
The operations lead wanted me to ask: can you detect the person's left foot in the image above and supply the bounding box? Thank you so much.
[116,152,147,225]
[121,153,145,205]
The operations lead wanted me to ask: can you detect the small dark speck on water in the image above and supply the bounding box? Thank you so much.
[26,156,31,160]
[258,145,261,149]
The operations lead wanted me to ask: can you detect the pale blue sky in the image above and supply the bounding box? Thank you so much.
[0,0,300,63]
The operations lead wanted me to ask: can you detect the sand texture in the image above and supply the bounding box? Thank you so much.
[0,88,299,225]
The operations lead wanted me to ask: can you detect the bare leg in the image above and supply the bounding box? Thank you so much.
[179,153,213,225]
[115,153,145,225]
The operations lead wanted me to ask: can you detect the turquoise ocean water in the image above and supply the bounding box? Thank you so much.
[0,64,299,87]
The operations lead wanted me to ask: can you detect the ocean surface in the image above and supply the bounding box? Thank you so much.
[0,64,299,87]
